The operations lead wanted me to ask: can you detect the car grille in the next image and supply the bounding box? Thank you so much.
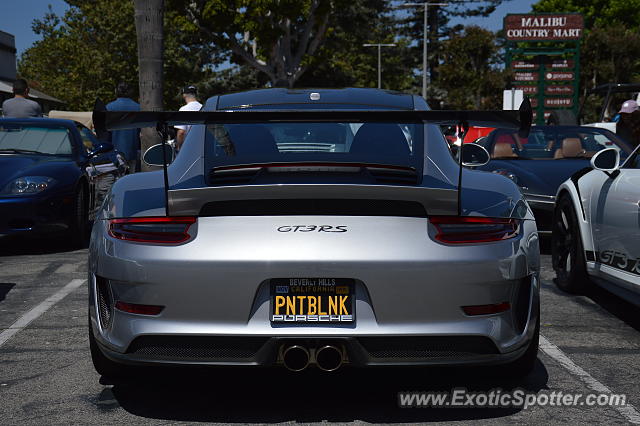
[95,276,113,329]
[358,336,499,359]
[126,336,269,360]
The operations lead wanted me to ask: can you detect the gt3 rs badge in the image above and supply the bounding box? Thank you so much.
[277,225,347,233]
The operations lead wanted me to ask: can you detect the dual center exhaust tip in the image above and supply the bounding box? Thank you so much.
[282,344,345,372]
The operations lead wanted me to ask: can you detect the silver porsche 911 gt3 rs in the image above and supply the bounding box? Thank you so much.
[88,88,540,377]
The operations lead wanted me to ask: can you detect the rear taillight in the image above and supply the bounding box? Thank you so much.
[430,216,520,244]
[108,216,196,244]
[115,301,164,315]
[462,302,511,316]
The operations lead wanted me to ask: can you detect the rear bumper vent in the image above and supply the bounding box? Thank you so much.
[95,276,114,329]
[199,199,427,217]
[126,336,269,360]
[514,276,533,333]
[358,336,499,359]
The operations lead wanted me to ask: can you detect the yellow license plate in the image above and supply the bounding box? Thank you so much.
[270,278,354,323]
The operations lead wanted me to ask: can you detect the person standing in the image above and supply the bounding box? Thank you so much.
[107,82,140,173]
[616,100,640,148]
[174,85,203,152]
[1,79,42,118]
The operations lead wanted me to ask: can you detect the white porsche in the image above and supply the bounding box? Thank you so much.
[552,145,640,305]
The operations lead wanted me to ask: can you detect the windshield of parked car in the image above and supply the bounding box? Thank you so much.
[0,124,73,156]
[485,127,633,160]
[204,121,423,168]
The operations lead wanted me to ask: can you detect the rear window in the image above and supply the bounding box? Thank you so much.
[204,121,423,168]
[0,124,73,156]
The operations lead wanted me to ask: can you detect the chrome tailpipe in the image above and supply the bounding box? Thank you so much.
[282,345,310,372]
[315,345,344,372]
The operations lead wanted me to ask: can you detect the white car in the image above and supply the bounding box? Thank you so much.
[552,146,640,305]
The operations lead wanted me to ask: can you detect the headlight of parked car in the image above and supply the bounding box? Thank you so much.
[1,176,55,195]
[492,169,519,185]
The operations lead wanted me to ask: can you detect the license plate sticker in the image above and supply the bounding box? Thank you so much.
[270,278,355,323]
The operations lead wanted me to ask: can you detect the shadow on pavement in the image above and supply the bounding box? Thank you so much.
[546,276,640,332]
[586,285,640,332]
[0,234,87,256]
[103,360,549,423]
[0,283,15,302]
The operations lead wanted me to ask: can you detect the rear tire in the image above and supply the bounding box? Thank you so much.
[89,319,128,379]
[552,194,589,293]
[546,110,578,126]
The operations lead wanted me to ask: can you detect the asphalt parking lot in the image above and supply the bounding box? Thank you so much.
[0,236,639,425]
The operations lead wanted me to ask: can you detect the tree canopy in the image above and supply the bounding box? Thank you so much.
[18,0,514,110]
[18,0,219,110]
[434,26,507,109]
[531,0,640,120]
[532,0,640,29]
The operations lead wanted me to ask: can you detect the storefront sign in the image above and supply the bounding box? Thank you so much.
[505,14,584,41]
[544,98,574,108]
[545,71,574,81]
[545,85,574,95]
[514,72,539,82]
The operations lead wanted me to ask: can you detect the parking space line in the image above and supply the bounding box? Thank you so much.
[0,279,85,348]
[540,334,640,424]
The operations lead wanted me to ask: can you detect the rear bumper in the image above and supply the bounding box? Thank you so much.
[96,333,531,368]
[89,215,540,368]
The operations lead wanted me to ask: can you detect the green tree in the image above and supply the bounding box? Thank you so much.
[297,0,415,91]
[532,0,640,29]
[531,0,640,121]
[18,0,219,110]
[396,0,509,100]
[433,26,507,109]
[180,0,334,88]
[19,2,139,110]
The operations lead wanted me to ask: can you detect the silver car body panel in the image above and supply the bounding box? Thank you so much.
[89,89,539,367]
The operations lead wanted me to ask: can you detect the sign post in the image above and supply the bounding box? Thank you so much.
[504,13,583,125]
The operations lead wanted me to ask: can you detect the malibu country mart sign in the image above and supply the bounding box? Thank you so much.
[504,14,584,41]
[504,14,583,124]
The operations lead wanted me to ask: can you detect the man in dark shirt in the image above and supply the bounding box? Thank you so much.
[616,100,640,148]
[1,79,42,118]
[106,82,140,173]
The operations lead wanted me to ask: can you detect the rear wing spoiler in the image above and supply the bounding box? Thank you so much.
[93,98,532,217]
[93,98,532,135]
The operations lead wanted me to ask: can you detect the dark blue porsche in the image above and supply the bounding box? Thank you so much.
[477,125,634,234]
[0,118,127,245]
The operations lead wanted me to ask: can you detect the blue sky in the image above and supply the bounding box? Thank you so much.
[1,0,538,58]
[1,0,69,56]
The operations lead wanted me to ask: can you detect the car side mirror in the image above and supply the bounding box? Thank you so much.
[591,148,620,174]
[88,142,113,157]
[461,143,491,167]
[143,143,175,167]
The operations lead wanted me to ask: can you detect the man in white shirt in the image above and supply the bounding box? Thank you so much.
[175,85,203,152]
